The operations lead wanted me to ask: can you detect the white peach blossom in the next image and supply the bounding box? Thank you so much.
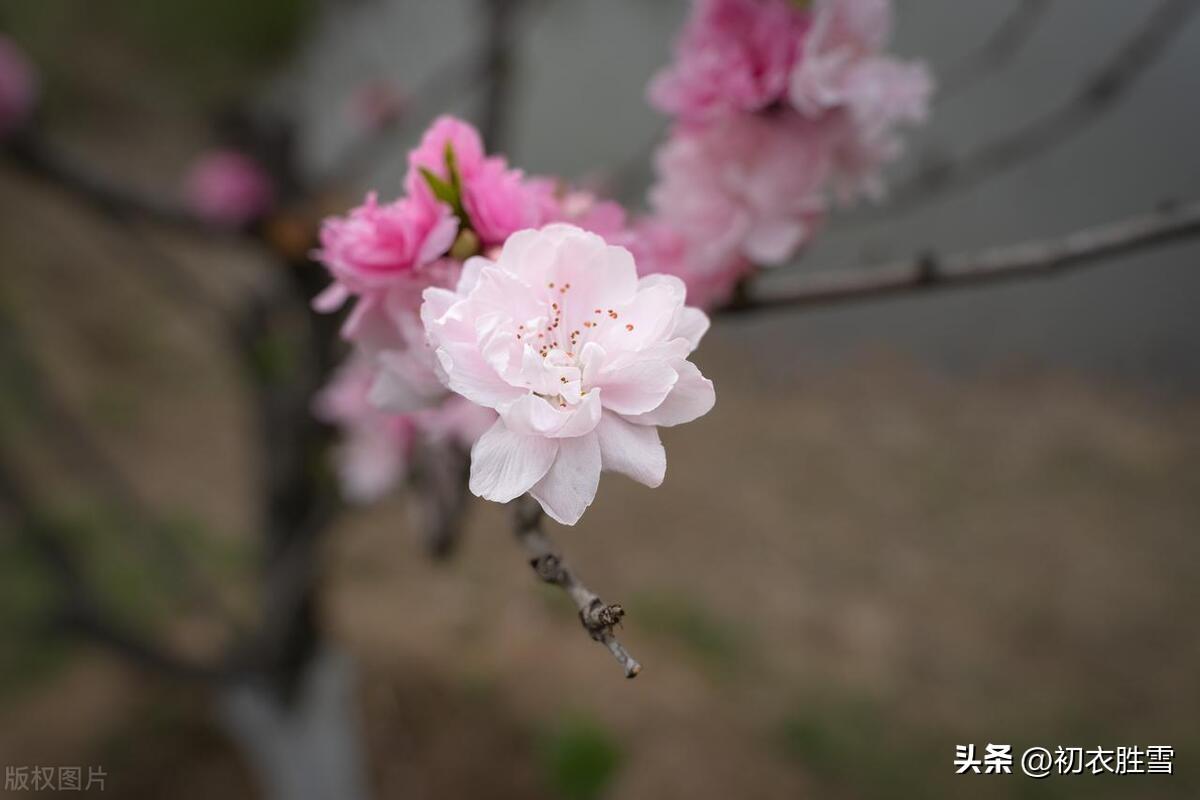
[420,224,715,524]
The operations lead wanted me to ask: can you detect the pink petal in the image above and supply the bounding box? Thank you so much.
[312,282,350,313]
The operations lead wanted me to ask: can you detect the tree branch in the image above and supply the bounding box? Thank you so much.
[4,131,226,234]
[937,0,1052,103]
[725,199,1200,314]
[851,0,1197,226]
[513,496,641,678]
[0,451,232,683]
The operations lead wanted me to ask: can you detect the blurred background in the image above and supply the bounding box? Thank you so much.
[1,0,1198,798]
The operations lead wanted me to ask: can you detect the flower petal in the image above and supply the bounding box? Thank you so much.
[625,359,715,427]
[674,306,711,351]
[469,419,558,503]
[501,390,602,438]
[435,342,525,409]
[591,358,678,416]
[530,432,601,525]
[596,413,665,488]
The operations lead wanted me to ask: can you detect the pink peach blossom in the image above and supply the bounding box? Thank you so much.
[788,0,893,116]
[648,0,810,122]
[183,150,276,227]
[315,355,494,504]
[314,192,458,310]
[649,111,830,269]
[404,114,556,246]
[421,224,715,525]
[0,35,36,138]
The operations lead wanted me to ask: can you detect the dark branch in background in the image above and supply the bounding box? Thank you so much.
[724,200,1200,314]
[0,309,240,628]
[477,0,523,151]
[847,0,1197,227]
[937,0,1052,103]
[5,132,223,234]
[513,496,641,678]
[0,452,232,683]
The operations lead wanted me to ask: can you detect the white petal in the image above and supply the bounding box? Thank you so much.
[674,307,711,351]
[596,414,665,488]
[530,432,601,525]
[591,359,678,416]
[501,390,602,438]
[436,342,524,409]
[469,419,558,503]
[626,360,715,427]
[457,255,491,293]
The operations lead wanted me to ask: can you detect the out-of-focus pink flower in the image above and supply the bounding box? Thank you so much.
[624,217,752,312]
[553,190,630,242]
[787,0,932,200]
[648,0,810,122]
[314,356,416,503]
[348,80,407,131]
[313,192,459,323]
[315,355,494,504]
[183,150,276,227]
[405,115,487,194]
[462,158,555,245]
[0,35,36,138]
[823,56,932,201]
[788,0,892,116]
[404,114,556,246]
[421,224,715,525]
[649,112,830,269]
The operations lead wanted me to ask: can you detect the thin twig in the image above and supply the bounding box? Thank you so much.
[937,0,1052,103]
[849,0,1197,226]
[725,199,1200,314]
[513,496,641,678]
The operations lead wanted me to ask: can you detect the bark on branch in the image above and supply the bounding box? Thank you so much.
[513,496,641,678]
[724,199,1200,314]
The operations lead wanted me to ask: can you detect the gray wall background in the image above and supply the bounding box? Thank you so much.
[286,0,1200,387]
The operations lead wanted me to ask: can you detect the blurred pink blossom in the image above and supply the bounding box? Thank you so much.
[648,0,809,122]
[404,114,556,246]
[649,111,831,269]
[312,192,459,334]
[183,150,276,227]
[0,35,36,137]
[421,224,715,525]
[314,355,493,504]
[623,217,752,312]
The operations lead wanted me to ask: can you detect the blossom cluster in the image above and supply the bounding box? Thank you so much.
[312,116,715,522]
[632,0,933,308]
[311,0,932,522]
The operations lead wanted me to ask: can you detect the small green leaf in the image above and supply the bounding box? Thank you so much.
[444,140,465,198]
[419,166,459,209]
